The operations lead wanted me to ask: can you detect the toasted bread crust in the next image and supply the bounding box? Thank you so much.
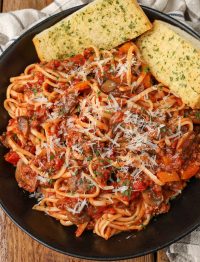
[137,20,200,109]
[33,0,151,61]
[33,37,45,61]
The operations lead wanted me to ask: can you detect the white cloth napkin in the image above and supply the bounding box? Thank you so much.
[0,0,200,261]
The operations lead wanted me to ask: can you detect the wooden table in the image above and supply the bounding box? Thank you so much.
[0,1,169,261]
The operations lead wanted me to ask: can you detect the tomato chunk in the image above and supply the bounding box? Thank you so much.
[5,151,20,166]
[181,164,200,180]
[142,73,152,88]
[70,54,86,66]
[132,181,147,191]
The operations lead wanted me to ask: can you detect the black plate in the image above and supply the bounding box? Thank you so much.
[0,5,200,261]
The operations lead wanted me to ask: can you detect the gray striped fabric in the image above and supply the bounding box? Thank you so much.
[0,0,200,261]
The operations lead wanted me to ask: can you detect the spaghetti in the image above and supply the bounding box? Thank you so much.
[1,42,200,239]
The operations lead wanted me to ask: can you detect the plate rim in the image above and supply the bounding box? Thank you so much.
[0,4,200,261]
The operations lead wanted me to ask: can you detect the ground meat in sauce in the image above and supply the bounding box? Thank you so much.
[15,160,38,192]
[60,175,91,194]
[182,133,200,162]
[56,198,90,225]
[66,209,90,225]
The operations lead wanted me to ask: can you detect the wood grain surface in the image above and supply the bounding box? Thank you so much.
[0,1,169,262]
[2,0,53,12]
[0,209,155,262]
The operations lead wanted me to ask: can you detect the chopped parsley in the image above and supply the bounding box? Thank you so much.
[186,55,190,60]
[168,35,174,41]
[77,105,80,113]
[32,88,37,96]
[79,178,83,184]
[48,167,55,175]
[49,179,54,185]
[94,170,103,177]
[87,156,93,161]
[72,170,79,176]
[123,189,131,197]
[128,21,135,29]
[143,66,150,73]
[195,111,200,119]
[50,154,55,161]
[158,85,163,90]
[180,74,185,80]
[160,126,167,133]
[94,150,100,156]
[87,183,94,191]
[119,5,125,13]
[97,90,101,96]
[59,108,66,115]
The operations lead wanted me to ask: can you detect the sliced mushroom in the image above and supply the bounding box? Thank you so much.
[67,94,79,113]
[142,188,163,207]
[16,159,38,192]
[56,197,90,225]
[17,116,29,137]
[101,80,117,93]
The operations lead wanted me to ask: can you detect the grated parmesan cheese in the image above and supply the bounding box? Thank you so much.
[66,199,88,214]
